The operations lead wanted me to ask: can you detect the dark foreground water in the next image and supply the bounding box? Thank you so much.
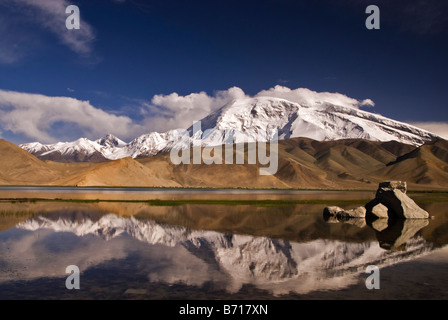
[0,191,447,300]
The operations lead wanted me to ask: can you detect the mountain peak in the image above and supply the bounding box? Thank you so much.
[96,134,126,148]
[20,95,441,162]
[191,96,439,145]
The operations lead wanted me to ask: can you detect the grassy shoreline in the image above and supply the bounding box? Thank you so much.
[0,198,367,206]
[1,186,447,205]
[0,184,376,191]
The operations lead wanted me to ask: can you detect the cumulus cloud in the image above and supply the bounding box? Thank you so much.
[409,122,448,139]
[143,85,374,132]
[144,87,248,132]
[0,89,144,143]
[255,85,374,109]
[0,86,375,143]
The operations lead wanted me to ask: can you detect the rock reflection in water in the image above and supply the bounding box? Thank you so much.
[369,219,430,251]
[323,214,431,251]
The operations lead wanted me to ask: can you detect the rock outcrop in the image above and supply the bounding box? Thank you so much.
[323,206,366,220]
[368,181,429,219]
[369,203,389,219]
[379,181,407,194]
[324,181,429,221]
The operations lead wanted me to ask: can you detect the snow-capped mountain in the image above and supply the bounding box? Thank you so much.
[96,134,127,148]
[20,96,440,162]
[21,137,111,163]
[187,97,438,145]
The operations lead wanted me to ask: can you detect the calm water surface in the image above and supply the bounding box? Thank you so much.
[0,189,447,300]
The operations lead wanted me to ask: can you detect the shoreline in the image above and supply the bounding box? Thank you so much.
[1,185,448,192]
[0,186,447,202]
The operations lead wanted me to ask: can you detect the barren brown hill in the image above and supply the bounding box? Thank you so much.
[133,138,448,190]
[377,138,448,189]
[0,139,95,185]
[137,138,448,190]
[51,157,181,187]
[0,139,61,184]
[1,137,448,190]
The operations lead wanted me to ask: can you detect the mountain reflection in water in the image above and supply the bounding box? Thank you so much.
[0,199,447,299]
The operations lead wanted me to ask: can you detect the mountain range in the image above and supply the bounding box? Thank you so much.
[20,97,440,163]
[2,135,448,190]
[1,96,446,190]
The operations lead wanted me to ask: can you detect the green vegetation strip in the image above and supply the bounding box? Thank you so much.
[1,191,447,206]
[145,199,367,206]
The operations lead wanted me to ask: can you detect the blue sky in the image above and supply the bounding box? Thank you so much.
[0,0,447,143]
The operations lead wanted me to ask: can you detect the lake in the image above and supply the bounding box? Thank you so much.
[0,188,447,300]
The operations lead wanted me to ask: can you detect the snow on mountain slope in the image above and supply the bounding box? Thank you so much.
[110,129,188,159]
[22,138,109,162]
[20,97,440,162]
[20,135,124,162]
[192,97,438,145]
[96,134,127,148]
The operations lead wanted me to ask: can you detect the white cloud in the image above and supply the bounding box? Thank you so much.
[408,122,448,139]
[4,85,447,147]
[143,85,374,132]
[0,86,377,143]
[3,0,95,58]
[360,99,375,107]
[0,89,145,143]
[255,85,374,109]
[145,86,247,132]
